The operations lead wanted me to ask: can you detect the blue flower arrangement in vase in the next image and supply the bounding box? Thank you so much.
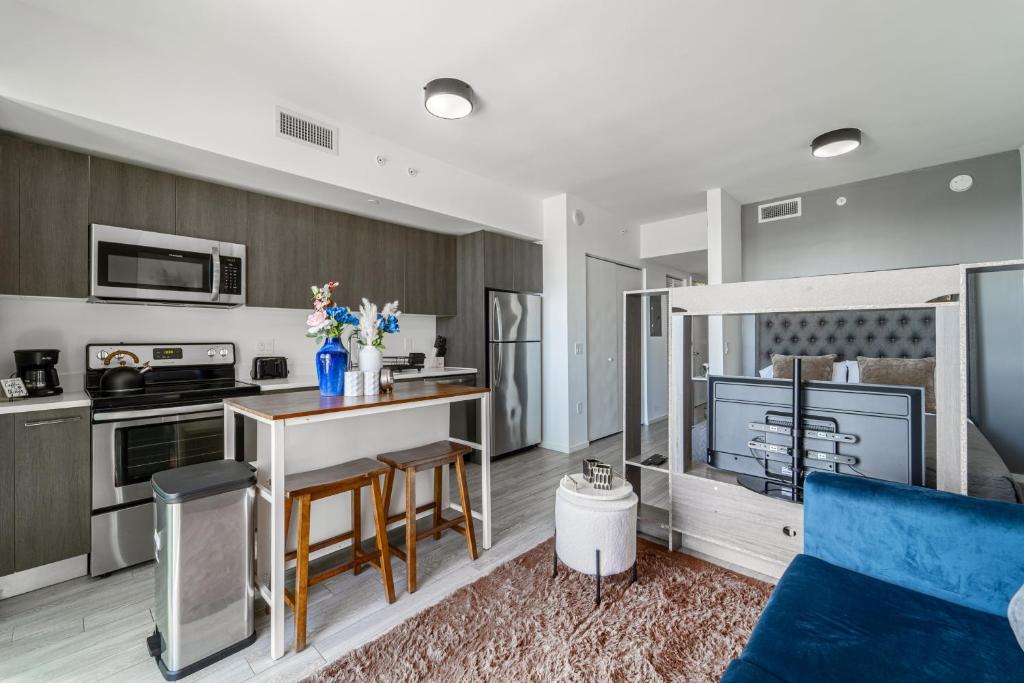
[305,282,359,396]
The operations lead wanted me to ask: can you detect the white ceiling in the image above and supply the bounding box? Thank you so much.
[13,1,1024,225]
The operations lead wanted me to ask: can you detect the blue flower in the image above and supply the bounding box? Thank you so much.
[326,306,358,326]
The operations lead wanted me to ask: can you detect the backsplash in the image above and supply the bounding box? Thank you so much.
[0,297,438,390]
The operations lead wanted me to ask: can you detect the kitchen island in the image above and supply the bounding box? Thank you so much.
[222,382,491,660]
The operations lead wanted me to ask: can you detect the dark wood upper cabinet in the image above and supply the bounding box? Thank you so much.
[405,229,456,315]
[246,193,315,309]
[483,231,516,291]
[89,157,175,234]
[175,177,249,243]
[0,134,19,295]
[0,414,13,577]
[323,215,406,310]
[19,141,89,297]
[514,239,543,293]
[14,407,90,572]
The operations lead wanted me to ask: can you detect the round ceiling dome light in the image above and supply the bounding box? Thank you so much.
[811,128,862,158]
[424,78,475,119]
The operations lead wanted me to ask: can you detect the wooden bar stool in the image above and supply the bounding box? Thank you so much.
[377,441,478,594]
[282,458,395,652]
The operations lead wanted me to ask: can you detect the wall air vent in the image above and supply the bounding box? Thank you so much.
[276,107,338,154]
[758,197,802,223]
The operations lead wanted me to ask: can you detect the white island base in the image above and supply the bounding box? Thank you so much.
[223,383,491,660]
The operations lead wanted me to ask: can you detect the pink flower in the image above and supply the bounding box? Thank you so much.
[306,310,327,327]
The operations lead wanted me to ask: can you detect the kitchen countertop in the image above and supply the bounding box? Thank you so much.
[224,382,489,421]
[0,391,92,415]
[248,366,477,392]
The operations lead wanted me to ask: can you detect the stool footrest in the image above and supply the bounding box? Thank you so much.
[416,516,465,541]
[285,529,355,562]
[386,502,434,526]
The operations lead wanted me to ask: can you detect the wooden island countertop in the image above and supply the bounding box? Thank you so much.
[223,382,490,421]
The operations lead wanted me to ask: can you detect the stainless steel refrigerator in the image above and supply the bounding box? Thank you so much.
[487,290,542,456]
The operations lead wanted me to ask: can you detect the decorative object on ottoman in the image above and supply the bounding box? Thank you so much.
[305,281,359,397]
[554,472,638,605]
[582,458,602,483]
[590,462,613,490]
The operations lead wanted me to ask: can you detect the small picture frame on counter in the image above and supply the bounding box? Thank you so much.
[1,377,29,400]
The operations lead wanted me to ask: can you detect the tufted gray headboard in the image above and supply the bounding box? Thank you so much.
[755,308,936,366]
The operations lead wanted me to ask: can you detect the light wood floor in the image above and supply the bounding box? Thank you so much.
[0,425,669,683]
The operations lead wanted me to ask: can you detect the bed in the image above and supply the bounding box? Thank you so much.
[690,308,1020,503]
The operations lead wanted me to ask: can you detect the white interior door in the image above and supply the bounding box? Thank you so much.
[587,257,642,441]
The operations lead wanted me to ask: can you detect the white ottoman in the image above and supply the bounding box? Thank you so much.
[554,473,638,605]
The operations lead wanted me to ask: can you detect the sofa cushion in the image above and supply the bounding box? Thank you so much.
[720,658,786,683]
[740,554,1024,683]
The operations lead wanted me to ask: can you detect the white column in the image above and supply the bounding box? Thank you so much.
[706,188,743,375]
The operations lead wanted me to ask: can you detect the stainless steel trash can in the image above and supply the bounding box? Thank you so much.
[148,460,257,681]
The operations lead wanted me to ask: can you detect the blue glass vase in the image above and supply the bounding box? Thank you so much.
[315,336,349,396]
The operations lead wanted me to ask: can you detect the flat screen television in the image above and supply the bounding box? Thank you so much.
[706,373,925,502]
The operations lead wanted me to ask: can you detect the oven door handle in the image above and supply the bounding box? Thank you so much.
[92,402,226,423]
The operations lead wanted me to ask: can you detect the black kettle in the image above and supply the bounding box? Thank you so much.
[100,350,152,394]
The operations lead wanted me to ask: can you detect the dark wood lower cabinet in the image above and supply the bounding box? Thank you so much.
[13,407,90,572]
[0,414,13,576]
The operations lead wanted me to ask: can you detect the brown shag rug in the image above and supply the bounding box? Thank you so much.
[305,538,771,683]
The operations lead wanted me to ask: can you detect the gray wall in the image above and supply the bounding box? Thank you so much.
[970,269,1024,472]
[741,150,1023,281]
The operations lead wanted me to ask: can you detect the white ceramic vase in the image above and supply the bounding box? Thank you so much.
[358,345,383,374]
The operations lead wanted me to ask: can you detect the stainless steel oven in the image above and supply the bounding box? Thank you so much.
[90,402,228,576]
[89,224,245,306]
[92,403,225,509]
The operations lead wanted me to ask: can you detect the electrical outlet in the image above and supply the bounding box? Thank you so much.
[576,402,584,414]
[255,338,275,354]
[574,343,584,355]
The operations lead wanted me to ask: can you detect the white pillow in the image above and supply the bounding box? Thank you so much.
[759,365,773,378]
[844,360,860,383]
[831,362,848,383]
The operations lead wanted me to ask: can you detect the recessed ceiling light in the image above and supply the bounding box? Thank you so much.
[811,128,862,158]
[424,78,475,119]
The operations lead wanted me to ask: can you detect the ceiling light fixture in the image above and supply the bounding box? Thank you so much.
[811,128,862,158]
[424,78,475,119]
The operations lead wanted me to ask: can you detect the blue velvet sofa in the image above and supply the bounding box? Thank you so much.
[721,471,1024,682]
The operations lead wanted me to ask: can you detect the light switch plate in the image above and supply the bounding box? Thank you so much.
[574,343,584,355]
[255,338,275,354]
[576,402,584,414]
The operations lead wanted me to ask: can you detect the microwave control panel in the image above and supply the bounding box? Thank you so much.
[220,256,243,295]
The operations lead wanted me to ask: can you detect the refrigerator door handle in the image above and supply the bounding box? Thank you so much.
[492,295,501,342]
[494,343,503,386]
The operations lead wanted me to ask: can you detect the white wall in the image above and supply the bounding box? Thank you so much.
[640,212,708,258]
[706,188,743,374]
[0,297,437,389]
[542,194,641,452]
[0,2,540,239]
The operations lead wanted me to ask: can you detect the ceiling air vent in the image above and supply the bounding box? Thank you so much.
[276,107,338,154]
[758,197,802,223]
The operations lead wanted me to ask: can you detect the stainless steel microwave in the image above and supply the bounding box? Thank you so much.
[89,224,245,306]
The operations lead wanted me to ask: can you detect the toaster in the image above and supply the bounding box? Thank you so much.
[251,356,288,380]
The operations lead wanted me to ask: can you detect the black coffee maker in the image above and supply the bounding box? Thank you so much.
[14,349,63,397]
